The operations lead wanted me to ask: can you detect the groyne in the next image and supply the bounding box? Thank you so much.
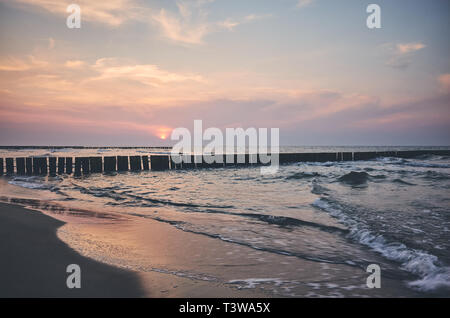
[0,150,449,176]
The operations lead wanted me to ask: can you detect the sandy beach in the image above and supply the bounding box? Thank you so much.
[0,200,271,298]
[0,202,146,297]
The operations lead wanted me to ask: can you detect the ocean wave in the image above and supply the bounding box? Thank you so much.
[421,170,450,181]
[285,172,322,180]
[376,157,450,169]
[312,197,450,292]
[375,157,407,164]
[338,171,370,186]
[404,162,450,169]
[203,209,348,234]
[393,178,416,186]
[8,177,54,190]
[161,219,359,267]
[311,182,329,195]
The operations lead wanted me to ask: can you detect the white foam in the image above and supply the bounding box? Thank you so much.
[227,278,284,289]
[313,197,450,292]
[8,177,50,190]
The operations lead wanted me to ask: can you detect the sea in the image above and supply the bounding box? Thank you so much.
[0,146,449,297]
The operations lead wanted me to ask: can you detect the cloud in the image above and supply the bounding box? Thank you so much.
[6,0,269,45]
[383,42,426,69]
[48,38,55,49]
[218,14,272,31]
[64,60,85,68]
[90,57,204,85]
[438,74,450,92]
[296,0,315,9]
[151,1,271,44]
[0,54,207,108]
[0,55,48,71]
[151,7,211,45]
[218,18,241,31]
[1,51,449,145]
[395,42,426,54]
[6,0,145,27]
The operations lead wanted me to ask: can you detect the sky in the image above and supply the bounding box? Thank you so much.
[0,0,449,146]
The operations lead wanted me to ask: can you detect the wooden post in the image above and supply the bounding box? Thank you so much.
[26,158,33,175]
[150,155,169,171]
[202,154,224,168]
[35,157,47,175]
[194,155,205,168]
[6,158,14,174]
[354,152,377,161]
[89,157,102,173]
[129,156,142,171]
[342,152,353,161]
[104,156,117,172]
[117,156,129,171]
[81,157,90,174]
[33,157,39,174]
[40,157,48,175]
[49,157,57,175]
[58,157,65,174]
[66,157,73,174]
[16,157,26,175]
[170,155,180,170]
[142,155,149,170]
[181,155,195,169]
[74,157,81,175]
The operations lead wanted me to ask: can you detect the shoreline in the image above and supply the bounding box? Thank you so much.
[0,202,145,297]
[0,201,270,298]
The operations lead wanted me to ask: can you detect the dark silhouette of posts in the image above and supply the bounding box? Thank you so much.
[4,150,450,176]
[16,158,25,175]
[150,155,169,171]
[129,156,142,171]
[33,157,39,174]
[194,155,205,169]
[66,157,73,174]
[33,157,47,175]
[104,156,117,172]
[74,158,82,176]
[80,157,90,174]
[181,155,195,169]
[316,153,337,162]
[26,158,33,175]
[58,157,65,174]
[142,155,149,170]
[170,155,181,169]
[354,152,377,161]
[342,152,353,161]
[6,158,14,174]
[89,157,102,173]
[117,156,129,171]
[39,157,48,175]
[49,157,56,175]
[202,154,224,168]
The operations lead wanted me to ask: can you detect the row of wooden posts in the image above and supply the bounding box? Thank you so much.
[0,155,171,176]
[0,150,449,176]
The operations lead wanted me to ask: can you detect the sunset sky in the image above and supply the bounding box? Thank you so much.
[0,0,449,146]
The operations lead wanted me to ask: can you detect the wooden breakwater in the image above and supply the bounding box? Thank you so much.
[0,150,449,176]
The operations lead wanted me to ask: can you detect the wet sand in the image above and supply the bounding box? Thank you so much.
[0,202,267,297]
[0,202,146,297]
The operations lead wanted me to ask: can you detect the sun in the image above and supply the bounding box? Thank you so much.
[159,134,167,140]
